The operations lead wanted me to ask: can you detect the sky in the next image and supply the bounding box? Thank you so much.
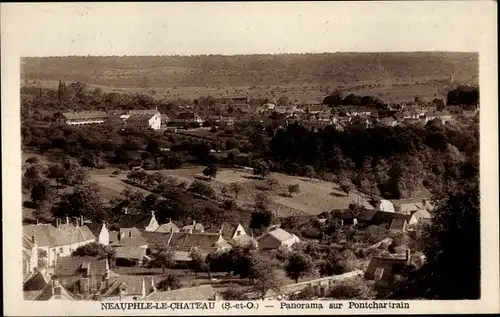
[1,2,496,56]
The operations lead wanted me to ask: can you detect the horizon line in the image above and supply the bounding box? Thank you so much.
[20,51,479,59]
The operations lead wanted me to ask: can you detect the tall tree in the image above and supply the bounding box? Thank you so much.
[284,251,315,283]
[148,247,175,274]
[53,184,105,222]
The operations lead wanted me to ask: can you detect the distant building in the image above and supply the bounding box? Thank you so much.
[257,227,300,250]
[56,111,109,126]
[100,275,156,301]
[123,113,162,130]
[144,284,218,301]
[154,219,180,234]
[171,111,203,126]
[422,111,453,124]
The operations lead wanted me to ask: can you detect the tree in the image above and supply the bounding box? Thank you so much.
[148,247,175,274]
[229,182,244,199]
[338,178,354,196]
[202,164,218,180]
[253,161,270,179]
[249,209,275,232]
[288,286,316,300]
[53,184,105,222]
[46,164,66,187]
[188,180,216,199]
[390,185,480,299]
[303,165,316,180]
[157,274,181,291]
[287,184,300,197]
[23,164,44,190]
[72,242,115,260]
[30,179,53,206]
[189,250,211,279]
[326,278,375,299]
[284,251,315,283]
[323,91,343,107]
[251,258,282,300]
[221,285,249,300]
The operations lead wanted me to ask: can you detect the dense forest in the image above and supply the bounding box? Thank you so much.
[21,52,478,87]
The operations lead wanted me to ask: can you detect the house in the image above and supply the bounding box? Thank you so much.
[378,199,396,213]
[24,269,74,301]
[389,219,409,233]
[120,108,161,119]
[355,209,417,229]
[155,219,180,234]
[55,256,110,298]
[168,232,231,255]
[392,198,434,215]
[378,117,398,127]
[207,222,258,248]
[56,111,109,126]
[365,250,411,287]
[86,222,110,245]
[124,113,162,130]
[257,227,300,250]
[422,111,453,124]
[116,212,160,232]
[332,210,359,226]
[181,221,205,233]
[100,275,156,301]
[114,247,149,267]
[23,221,95,268]
[170,111,203,126]
[23,233,38,274]
[144,284,218,301]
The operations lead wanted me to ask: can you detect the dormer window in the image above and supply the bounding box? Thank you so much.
[236,230,241,236]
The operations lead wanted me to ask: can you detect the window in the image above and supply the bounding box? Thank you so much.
[60,247,63,253]
[236,230,241,236]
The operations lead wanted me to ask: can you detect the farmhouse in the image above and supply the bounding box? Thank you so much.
[257,227,300,250]
[23,221,95,268]
[56,111,109,126]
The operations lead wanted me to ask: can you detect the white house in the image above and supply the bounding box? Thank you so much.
[86,222,110,245]
[257,227,300,250]
[23,221,95,268]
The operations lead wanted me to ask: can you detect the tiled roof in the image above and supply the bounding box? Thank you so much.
[169,232,222,250]
[356,209,378,221]
[205,222,239,240]
[23,224,81,247]
[111,233,148,248]
[55,256,108,277]
[117,214,154,231]
[126,114,154,125]
[114,246,147,260]
[259,228,295,242]
[145,285,216,301]
[176,111,199,120]
[129,109,160,116]
[141,232,171,248]
[389,219,408,231]
[103,275,155,297]
[371,211,412,224]
[155,222,180,233]
[365,254,408,280]
[86,223,105,238]
[62,111,108,120]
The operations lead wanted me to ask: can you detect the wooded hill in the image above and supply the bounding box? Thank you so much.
[21,52,478,88]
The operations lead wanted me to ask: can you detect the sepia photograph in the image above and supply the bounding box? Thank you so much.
[2,1,498,315]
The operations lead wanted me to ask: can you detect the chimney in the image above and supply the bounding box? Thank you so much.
[129,231,132,238]
[32,234,36,244]
[66,216,69,224]
[405,249,411,264]
[250,228,254,238]
[81,215,84,226]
